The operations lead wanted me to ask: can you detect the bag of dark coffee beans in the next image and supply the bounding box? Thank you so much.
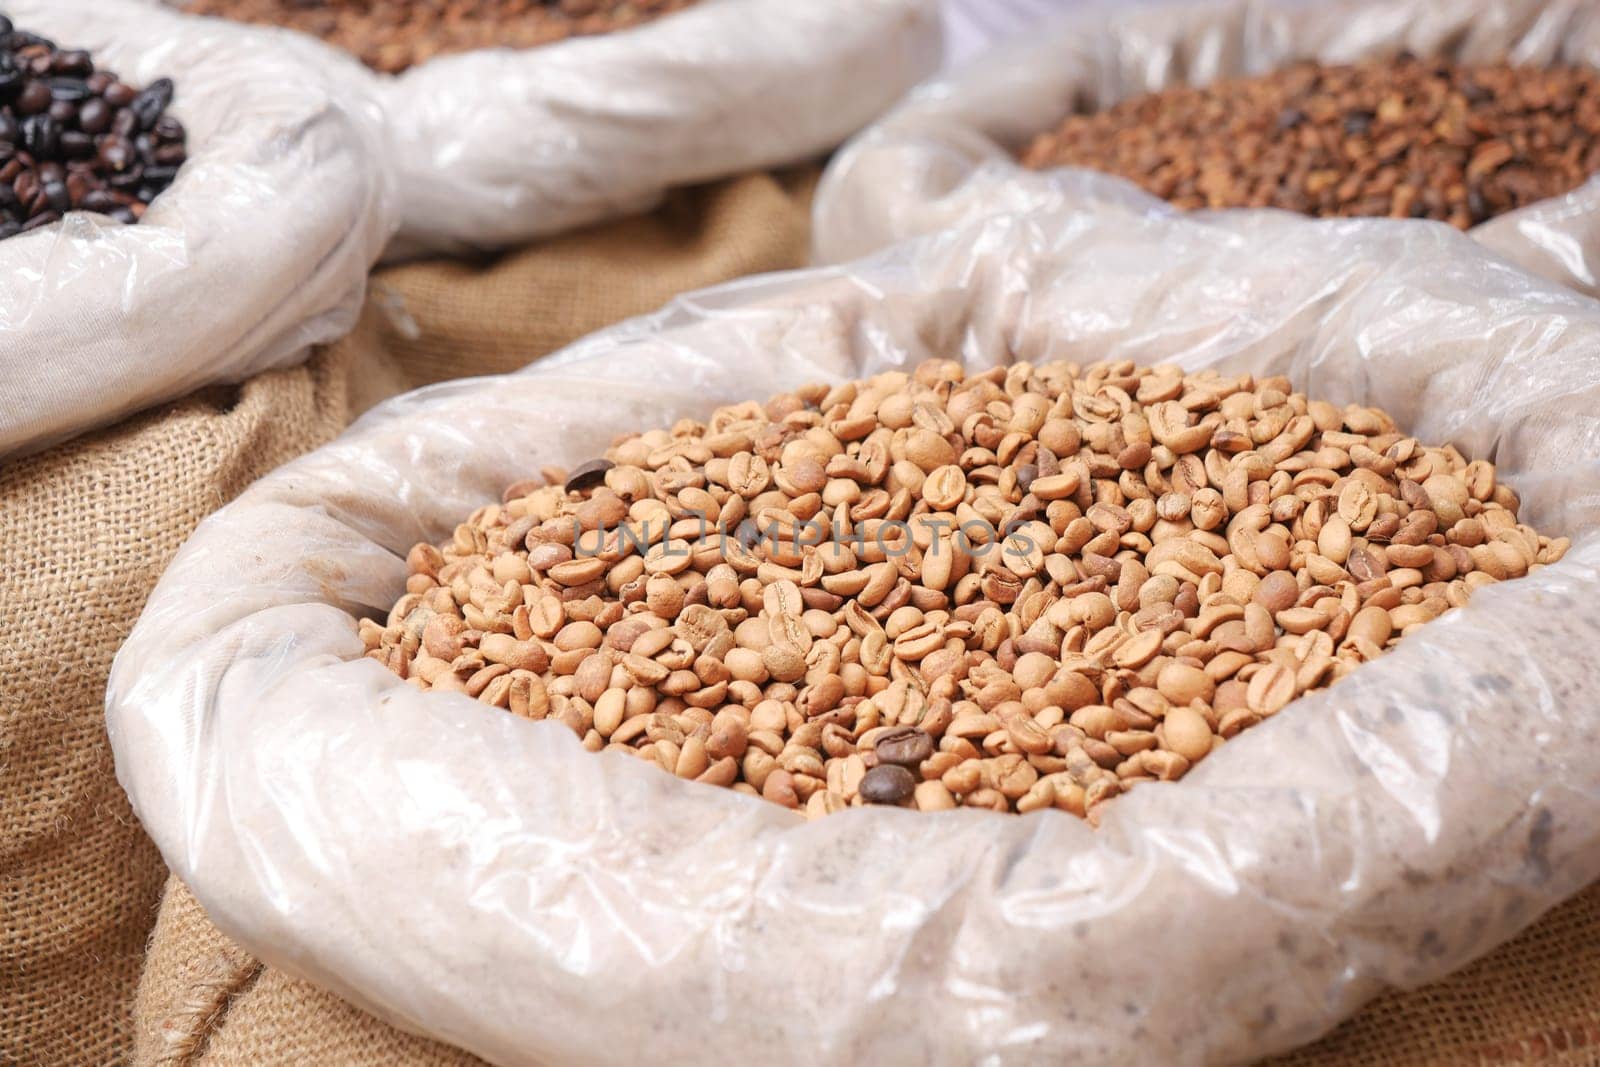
[0,0,393,459]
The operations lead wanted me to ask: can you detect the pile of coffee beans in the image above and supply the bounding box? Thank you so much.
[364,359,1569,821]
[1021,56,1600,228]
[0,17,187,241]
[184,0,700,75]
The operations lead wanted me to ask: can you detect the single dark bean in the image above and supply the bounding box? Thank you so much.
[102,82,137,107]
[81,188,118,213]
[0,114,16,143]
[16,78,51,114]
[21,208,58,230]
[50,49,93,76]
[131,79,173,130]
[564,459,616,494]
[49,76,90,102]
[859,764,917,805]
[111,108,137,137]
[22,115,59,157]
[77,97,111,133]
[874,726,934,768]
[59,131,93,158]
[97,137,134,171]
[43,179,68,213]
[0,221,17,240]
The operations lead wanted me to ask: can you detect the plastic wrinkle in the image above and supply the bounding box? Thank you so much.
[367,0,942,256]
[0,0,395,460]
[813,0,1600,297]
[109,206,1600,1065]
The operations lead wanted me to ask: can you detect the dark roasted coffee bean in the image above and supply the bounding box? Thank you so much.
[564,460,616,494]
[16,78,50,114]
[21,208,58,230]
[97,136,134,172]
[859,764,917,805]
[108,166,144,191]
[21,114,58,157]
[80,188,117,213]
[0,23,187,239]
[0,221,17,240]
[874,726,934,768]
[77,97,111,133]
[58,130,92,158]
[48,76,90,102]
[102,82,137,107]
[50,49,93,76]
[131,78,173,130]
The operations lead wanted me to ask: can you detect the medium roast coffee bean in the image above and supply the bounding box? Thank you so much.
[874,726,934,768]
[183,0,700,74]
[0,24,186,240]
[1022,56,1600,229]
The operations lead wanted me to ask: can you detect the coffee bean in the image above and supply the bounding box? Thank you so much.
[182,0,700,73]
[16,78,51,114]
[1023,56,1600,229]
[367,358,1564,822]
[564,460,616,494]
[0,22,187,240]
[48,76,90,102]
[874,726,933,768]
[859,764,917,805]
[50,49,93,76]
[131,78,172,130]
[77,97,111,133]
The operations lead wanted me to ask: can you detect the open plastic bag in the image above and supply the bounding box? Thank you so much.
[0,0,392,460]
[108,203,1600,1066]
[814,0,1600,296]
[367,0,939,257]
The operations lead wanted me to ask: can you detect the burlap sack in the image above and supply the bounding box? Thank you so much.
[0,320,403,1067]
[133,877,1600,1066]
[369,168,817,389]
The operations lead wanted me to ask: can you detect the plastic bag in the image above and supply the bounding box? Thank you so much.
[813,0,1600,295]
[365,0,939,257]
[0,0,393,460]
[108,204,1600,1066]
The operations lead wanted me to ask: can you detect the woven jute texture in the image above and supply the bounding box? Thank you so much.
[135,878,1600,1066]
[0,318,402,1067]
[369,167,817,389]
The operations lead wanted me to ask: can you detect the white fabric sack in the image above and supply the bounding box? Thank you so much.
[0,0,392,460]
[367,0,941,257]
[109,204,1600,1066]
[814,0,1600,297]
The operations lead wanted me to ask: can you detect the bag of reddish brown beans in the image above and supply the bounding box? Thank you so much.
[162,0,939,258]
[814,0,1600,296]
[106,200,1600,1064]
[0,0,392,459]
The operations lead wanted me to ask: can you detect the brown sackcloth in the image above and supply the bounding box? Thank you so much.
[370,167,817,389]
[0,314,403,1067]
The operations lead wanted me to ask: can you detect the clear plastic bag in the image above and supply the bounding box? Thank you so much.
[0,0,393,460]
[108,204,1600,1066]
[365,0,940,257]
[813,0,1600,296]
